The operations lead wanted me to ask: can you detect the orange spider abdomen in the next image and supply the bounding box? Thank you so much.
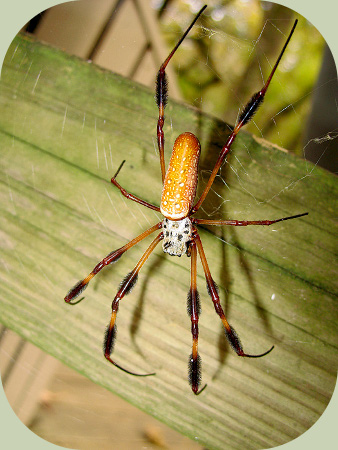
[160,132,201,220]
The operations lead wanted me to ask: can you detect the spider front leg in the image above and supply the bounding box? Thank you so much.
[156,5,206,182]
[192,19,298,214]
[104,231,163,376]
[187,240,207,395]
[193,229,274,358]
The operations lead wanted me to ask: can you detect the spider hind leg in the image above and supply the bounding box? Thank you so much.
[187,240,207,394]
[194,229,274,359]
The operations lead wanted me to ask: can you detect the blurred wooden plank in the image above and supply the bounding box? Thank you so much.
[0,325,22,376]
[33,0,180,95]
[0,33,337,450]
[34,0,117,59]
[30,362,202,449]
[0,327,59,424]
[92,0,146,74]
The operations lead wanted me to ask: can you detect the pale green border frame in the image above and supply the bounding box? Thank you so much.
[0,1,336,449]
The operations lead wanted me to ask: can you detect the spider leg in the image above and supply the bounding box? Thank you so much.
[187,240,207,395]
[192,212,308,227]
[156,5,207,183]
[64,222,162,303]
[104,232,163,376]
[192,19,298,214]
[111,160,160,212]
[193,228,274,358]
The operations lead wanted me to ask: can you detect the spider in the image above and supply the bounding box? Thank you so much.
[65,5,308,395]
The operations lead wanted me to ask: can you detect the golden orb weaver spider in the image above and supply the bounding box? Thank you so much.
[65,5,308,395]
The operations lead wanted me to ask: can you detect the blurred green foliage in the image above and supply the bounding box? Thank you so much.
[157,0,324,155]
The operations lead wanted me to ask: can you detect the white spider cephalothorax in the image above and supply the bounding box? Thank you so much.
[162,217,192,257]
